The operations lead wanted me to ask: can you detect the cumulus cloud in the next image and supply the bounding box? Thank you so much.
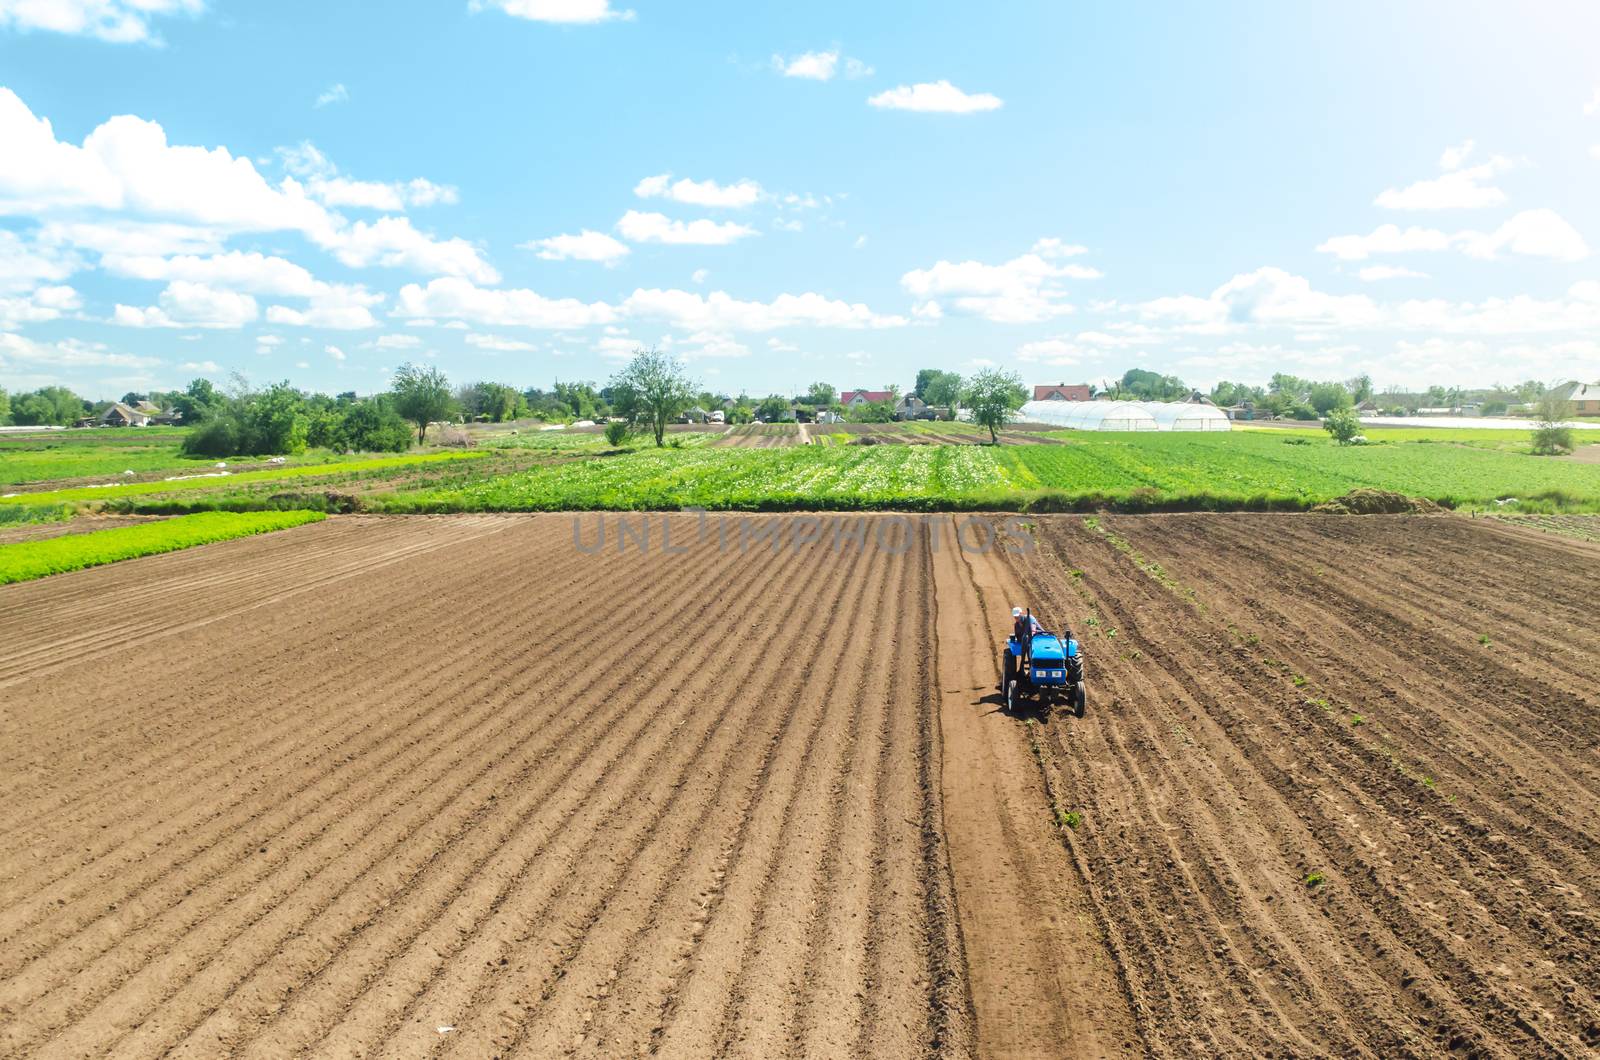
[0,332,159,372]
[867,81,1002,114]
[771,49,873,81]
[472,0,634,24]
[1357,265,1429,281]
[1138,267,1381,331]
[101,250,323,296]
[617,210,758,246]
[0,94,485,284]
[466,332,536,351]
[1319,210,1588,263]
[0,230,78,293]
[372,333,421,349]
[900,239,1098,323]
[0,286,82,328]
[114,281,259,329]
[393,277,618,329]
[325,344,346,361]
[633,174,763,208]
[277,142,459,211]
[522,229,630,263]
[263,284,383,329]
[0,0,203,44]
[325,216,498,282]
[1375,149,1515,210]
[620,288,907,331]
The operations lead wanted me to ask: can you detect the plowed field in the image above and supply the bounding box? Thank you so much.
[2,512,1596,1058]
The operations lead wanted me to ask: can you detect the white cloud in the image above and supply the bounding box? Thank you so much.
[691,268,710,284]
[0,230,78,293]
[0,0,203,44]
[324,216,498,281]
[1357,265,1429,281]
[1592,145,1600,161]
[465,332,536,351]
[372,333,421,349]
[900,239,1099,323]
[181,359,220,372]
[1320,210,1588,264]
[770,50,874,81]
[314,83,349,109]
[1317,224,1454,260]
[1375,152,1514,210]
[1438,140,1474,170]
[1457,208,1590,262]
[256,334,283,347]
[0,285,81,327]
[325,344,346,361]
[393,277,617,329]
[621,288,906,331]
[473,0,634,24]
[852,235,867,249]
[633,173,763,208]
[1138,267,1380,331]
[278,142,458,211]
[37,219,221,257]
[1015,339,1082,364]
[1585,87,1600,117]
[263,284,383,329]
[867,81,1002,114]
[617,210,758,246]
[114,280,258,329]
[678,331,750,359]
[523,229,630,263]
[0,332,159,370]
[101,250,322,296]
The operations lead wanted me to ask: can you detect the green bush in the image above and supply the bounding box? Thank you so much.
[603,420,632,447]
[1323,407,1361,445]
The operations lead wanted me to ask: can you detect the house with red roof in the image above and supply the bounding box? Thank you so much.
[839,389,895,408]
[1032,383,1092,402]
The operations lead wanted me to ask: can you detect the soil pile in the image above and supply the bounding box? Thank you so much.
[1312,488,1445,514]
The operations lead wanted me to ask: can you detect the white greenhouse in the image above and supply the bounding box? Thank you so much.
[1019,399,1231,432]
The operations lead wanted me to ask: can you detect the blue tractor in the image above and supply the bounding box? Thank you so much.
[1003,614,1086,717]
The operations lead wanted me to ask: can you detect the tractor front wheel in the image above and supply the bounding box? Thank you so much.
[1072,683,1087,718]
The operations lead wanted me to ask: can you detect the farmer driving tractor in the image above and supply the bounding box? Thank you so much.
[1012,606,1041,670]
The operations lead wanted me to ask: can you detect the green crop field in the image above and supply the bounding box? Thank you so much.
[373,429,1600,514]
[0,428,425,487]
[1,451,488,507]
[0,510,326,584]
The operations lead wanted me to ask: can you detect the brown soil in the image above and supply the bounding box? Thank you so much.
[3,512,1596,1057]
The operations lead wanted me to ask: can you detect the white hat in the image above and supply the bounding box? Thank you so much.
[1012,607,1023,617]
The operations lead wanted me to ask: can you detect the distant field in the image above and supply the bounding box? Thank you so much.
[0,428,382,487]
[11,421,1600,515]
[382,429,1600,513]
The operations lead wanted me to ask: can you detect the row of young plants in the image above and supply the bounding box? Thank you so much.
[0,510,327,585]
[1,451,488,507]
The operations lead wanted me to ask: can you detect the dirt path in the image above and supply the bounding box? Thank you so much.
[929,516,1140,1059]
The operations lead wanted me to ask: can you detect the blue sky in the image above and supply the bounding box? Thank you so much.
[2,0,1598,400]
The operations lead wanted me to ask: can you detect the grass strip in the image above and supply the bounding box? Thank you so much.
[0,510,326,585]
[0,451,486,507]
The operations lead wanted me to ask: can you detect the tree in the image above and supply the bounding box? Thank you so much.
[756,395,791,422]
[10,386,83,426]
[802,381,836,407]
[607,348,697,447]
[1531,388,1576,455]
[962,368,1028,443]
[1308,382,1354,415]
[1323,406,1361,445]
[1119,368,1187,401]
[0,387,10,426]
[171,378,225,425]
[391,362,454,445]
[1346,374,1374,405]
[923,371,963,409]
